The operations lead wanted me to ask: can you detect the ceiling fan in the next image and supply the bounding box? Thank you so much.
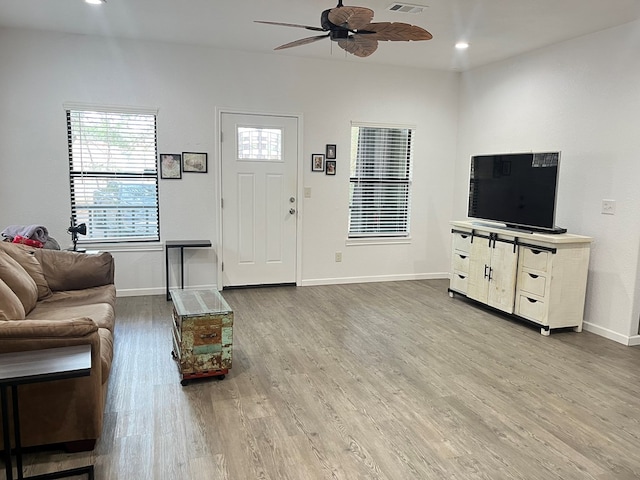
[255,1,433,58]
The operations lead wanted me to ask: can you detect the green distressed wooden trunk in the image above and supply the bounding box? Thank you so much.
[170,289,233,382]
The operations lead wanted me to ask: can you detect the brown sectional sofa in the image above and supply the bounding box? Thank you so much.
[0,241,115,451]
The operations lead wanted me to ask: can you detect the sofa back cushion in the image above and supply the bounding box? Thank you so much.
[0,250,38,315]
[0,277,26,320]
[34,250,114,291]
[0,242,52,299]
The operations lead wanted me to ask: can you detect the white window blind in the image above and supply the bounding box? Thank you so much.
[348,124,413,237]
[67,108,159,243]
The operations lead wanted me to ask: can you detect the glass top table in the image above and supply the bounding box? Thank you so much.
[170,288,232,317]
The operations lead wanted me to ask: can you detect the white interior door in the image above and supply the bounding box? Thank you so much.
[221,113,298,287]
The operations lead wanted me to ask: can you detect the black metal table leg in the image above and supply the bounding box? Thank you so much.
[12,385,23,479]
[180,247,185,289]
[1,385,14,480]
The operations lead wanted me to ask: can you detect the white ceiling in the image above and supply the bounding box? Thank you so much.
[1,0,639,71]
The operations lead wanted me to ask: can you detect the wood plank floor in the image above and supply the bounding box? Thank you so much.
[9,279,640,479]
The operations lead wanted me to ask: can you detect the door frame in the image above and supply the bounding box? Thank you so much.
[215,107,304,290]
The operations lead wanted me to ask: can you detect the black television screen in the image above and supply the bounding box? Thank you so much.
[468,152,560,232]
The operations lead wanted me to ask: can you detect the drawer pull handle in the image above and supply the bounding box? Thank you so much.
[457,274,466,279]
[459,255,467,259]
[200,333,218,339]
[531,249,542,255]
[526,297,538,303]
[528,273,539,279]
[460,235,468,239]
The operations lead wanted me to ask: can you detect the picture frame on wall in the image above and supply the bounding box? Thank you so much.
[325,160,336,175]
[160,153,182,179]
[326,144,336,159]
[182,152,208,173]
[312,154,325,172]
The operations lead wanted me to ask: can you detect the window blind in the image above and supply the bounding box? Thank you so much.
[348,125,413,237]
[67,109,159,243]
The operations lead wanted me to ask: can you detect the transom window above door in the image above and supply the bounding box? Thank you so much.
[237,126,282,161]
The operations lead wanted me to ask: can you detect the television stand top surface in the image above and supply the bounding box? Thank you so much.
[453,220,591,244]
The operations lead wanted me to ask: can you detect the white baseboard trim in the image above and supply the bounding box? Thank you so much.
[300,273,449,287]
[627,335,640,346]
[583,321,635,346]
[116,284,218,297]
[114,276,446,296]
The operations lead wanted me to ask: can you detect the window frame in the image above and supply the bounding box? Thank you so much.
[348,122,415,240]
[65,104,160,245]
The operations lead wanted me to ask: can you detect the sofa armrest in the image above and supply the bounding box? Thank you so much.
[33,250,114,291]
[0,318,98,347]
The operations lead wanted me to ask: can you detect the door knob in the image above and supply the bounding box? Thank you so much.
[289,197,296,203]
[289,208,296,215]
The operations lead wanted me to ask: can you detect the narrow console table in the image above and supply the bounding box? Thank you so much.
[165,240,212,300]
[0,345,94,480]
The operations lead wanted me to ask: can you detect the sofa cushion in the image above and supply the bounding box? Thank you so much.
[0,277,26,320]
[34,250,114,291]
[38,285,116,310]
[27,302,115,332]
[0,250,38,314]
[0,242,52,299]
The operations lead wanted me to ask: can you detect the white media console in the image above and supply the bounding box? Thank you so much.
[448,220,592,335]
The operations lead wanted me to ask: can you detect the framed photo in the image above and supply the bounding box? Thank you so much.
[312,154,325,172]
[325,160,336,176]
[326,144,336,159]
[160,154,182,179]
[182,152,208,173]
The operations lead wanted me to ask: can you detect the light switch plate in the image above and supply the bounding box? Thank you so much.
[602,199,616,215]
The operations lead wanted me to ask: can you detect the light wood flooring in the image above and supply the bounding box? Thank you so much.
[8,279,640,479]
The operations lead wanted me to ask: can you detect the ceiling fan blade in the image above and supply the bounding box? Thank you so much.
[274,34,330,51]
[337,35,378,57]
[359,22,433,41]
[255,20,325,32]
[328,6,374,30]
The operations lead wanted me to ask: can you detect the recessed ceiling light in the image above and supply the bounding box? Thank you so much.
[85,0,106,4]
[455,42,470,50]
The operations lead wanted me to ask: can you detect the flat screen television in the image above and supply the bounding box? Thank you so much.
[468,152,565,233]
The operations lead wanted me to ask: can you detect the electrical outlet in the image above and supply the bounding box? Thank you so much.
[304,187,311,198]
[602,199,616,215]
[335,251,342,262]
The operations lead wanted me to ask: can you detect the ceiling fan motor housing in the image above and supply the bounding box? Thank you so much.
[322,9,350,41]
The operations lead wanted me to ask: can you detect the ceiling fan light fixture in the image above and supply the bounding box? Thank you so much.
[455,41,470,50]
[257,2,432,58]
[85,0,106,5]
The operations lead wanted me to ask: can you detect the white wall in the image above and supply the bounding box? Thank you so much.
[0,28,458,295]
[6,22,638,345]
[456,20,640,344]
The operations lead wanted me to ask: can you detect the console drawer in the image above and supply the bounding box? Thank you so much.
[452,251,470,273]
[453,232,472,254]
[518,271,547,297]
[450,272,468,294]
[521,247,549,272]
[517,295,546,324]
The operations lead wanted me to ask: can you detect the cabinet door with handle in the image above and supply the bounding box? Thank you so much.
[487,240,518,313]
[467,236,492,304]
[466,234,518,314]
